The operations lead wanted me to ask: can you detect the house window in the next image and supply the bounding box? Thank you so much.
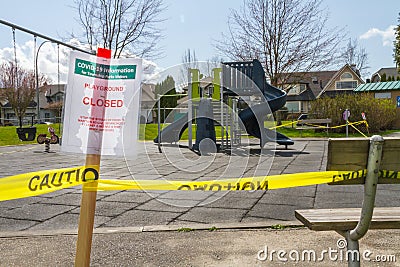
[287,84,306,95]
[336,81,358,90]
[55,94,64,102]
[340,72,353,80]
[286,101,300,112]
[287,86,299,95]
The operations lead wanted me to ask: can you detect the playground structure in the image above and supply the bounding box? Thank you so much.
[154,59,294,153]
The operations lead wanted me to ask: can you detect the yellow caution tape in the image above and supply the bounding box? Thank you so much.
[1,167,399,202]
[268,120,299,130]
[84,171,344,192]
[349,123,368,138]
[329,120,368,129]
[268,120,369,135]
[0,166,99,202]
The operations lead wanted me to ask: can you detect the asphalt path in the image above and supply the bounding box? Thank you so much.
[0,137,399,232]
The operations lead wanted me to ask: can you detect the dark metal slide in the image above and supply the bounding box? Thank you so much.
[153,112,189,143]
[238,87,294,148]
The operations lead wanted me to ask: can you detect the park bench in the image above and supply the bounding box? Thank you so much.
[296,118,332,137]
[295,136,400,266]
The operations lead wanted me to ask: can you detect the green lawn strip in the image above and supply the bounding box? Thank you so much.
[0,122,396,146]
[140,124,228,141]
[268,120,373,138]
[0,124,62,146]
[140,122,380,140]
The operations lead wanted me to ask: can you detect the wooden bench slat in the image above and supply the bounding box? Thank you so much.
[295,207,400,231]
[327,137,400,172]
[298,119,332,124]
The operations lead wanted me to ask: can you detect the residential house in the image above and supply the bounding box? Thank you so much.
[371,67,400,82]
[278,71,336,113]
[177,76,214,107]
[1,83,158,125]
[140,83,157,123]
[40,84,65,123]
[354,81,400,128]
[278,64,363,113]
[316,64,364,98]
[1,100,37,126]
[0,83,65,125]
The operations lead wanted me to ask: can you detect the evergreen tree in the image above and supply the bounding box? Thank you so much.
[394,13,400,72]
[154,76,177,123]
[381,73,387,82]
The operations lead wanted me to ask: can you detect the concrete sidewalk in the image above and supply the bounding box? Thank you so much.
[1,138,399,233]
[1,136,400,266]
[0,224,399,266]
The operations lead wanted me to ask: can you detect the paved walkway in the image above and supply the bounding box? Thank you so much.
[1,227,399,266]
[0,137,399,232]
[1,136,400,266]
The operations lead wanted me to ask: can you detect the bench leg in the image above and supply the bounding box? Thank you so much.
[346,233,360,267]
[338,230,360,267]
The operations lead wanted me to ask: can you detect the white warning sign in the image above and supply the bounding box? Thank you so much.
[62,51,142,156]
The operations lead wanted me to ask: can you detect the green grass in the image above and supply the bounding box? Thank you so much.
[0,124,62,146]
[177,227,194,232]
[139,123,227,141]
[141,121,389,141]
[0,121,397,146]
[268,121,378,138]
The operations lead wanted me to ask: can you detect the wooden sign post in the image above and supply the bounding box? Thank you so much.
[75,48,111,267]
[62,47,141,266]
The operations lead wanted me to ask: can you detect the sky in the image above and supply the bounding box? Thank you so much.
[0,0,398,83]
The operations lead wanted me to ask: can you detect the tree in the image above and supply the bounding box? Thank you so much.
[381,73,387,82]
[340,38,370,78]
[182,49,199,70]
[73,0,165,58]
[0,62,48,127]
[178,49,199,91]
[214,0,344,86]
[154,76,177,123]
[394,13,400,72]
[205,56,223,77]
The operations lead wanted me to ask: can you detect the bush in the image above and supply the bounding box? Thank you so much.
[309,93,396,133]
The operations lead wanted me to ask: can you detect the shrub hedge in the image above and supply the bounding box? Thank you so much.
[309,93,396,133]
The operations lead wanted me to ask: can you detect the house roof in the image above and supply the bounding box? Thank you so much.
[279,71,337,98]
[317,64,364,98]
[182,77,214,91]
[40,84,65,94]
[286,86,316,102]
[371,67,399,82]
[2,100,37,108]
[355,81,400,92]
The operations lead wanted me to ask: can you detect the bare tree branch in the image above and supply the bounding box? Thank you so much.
[214,0,345,86]
[340,38,370,78]
[73,0,165,58]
